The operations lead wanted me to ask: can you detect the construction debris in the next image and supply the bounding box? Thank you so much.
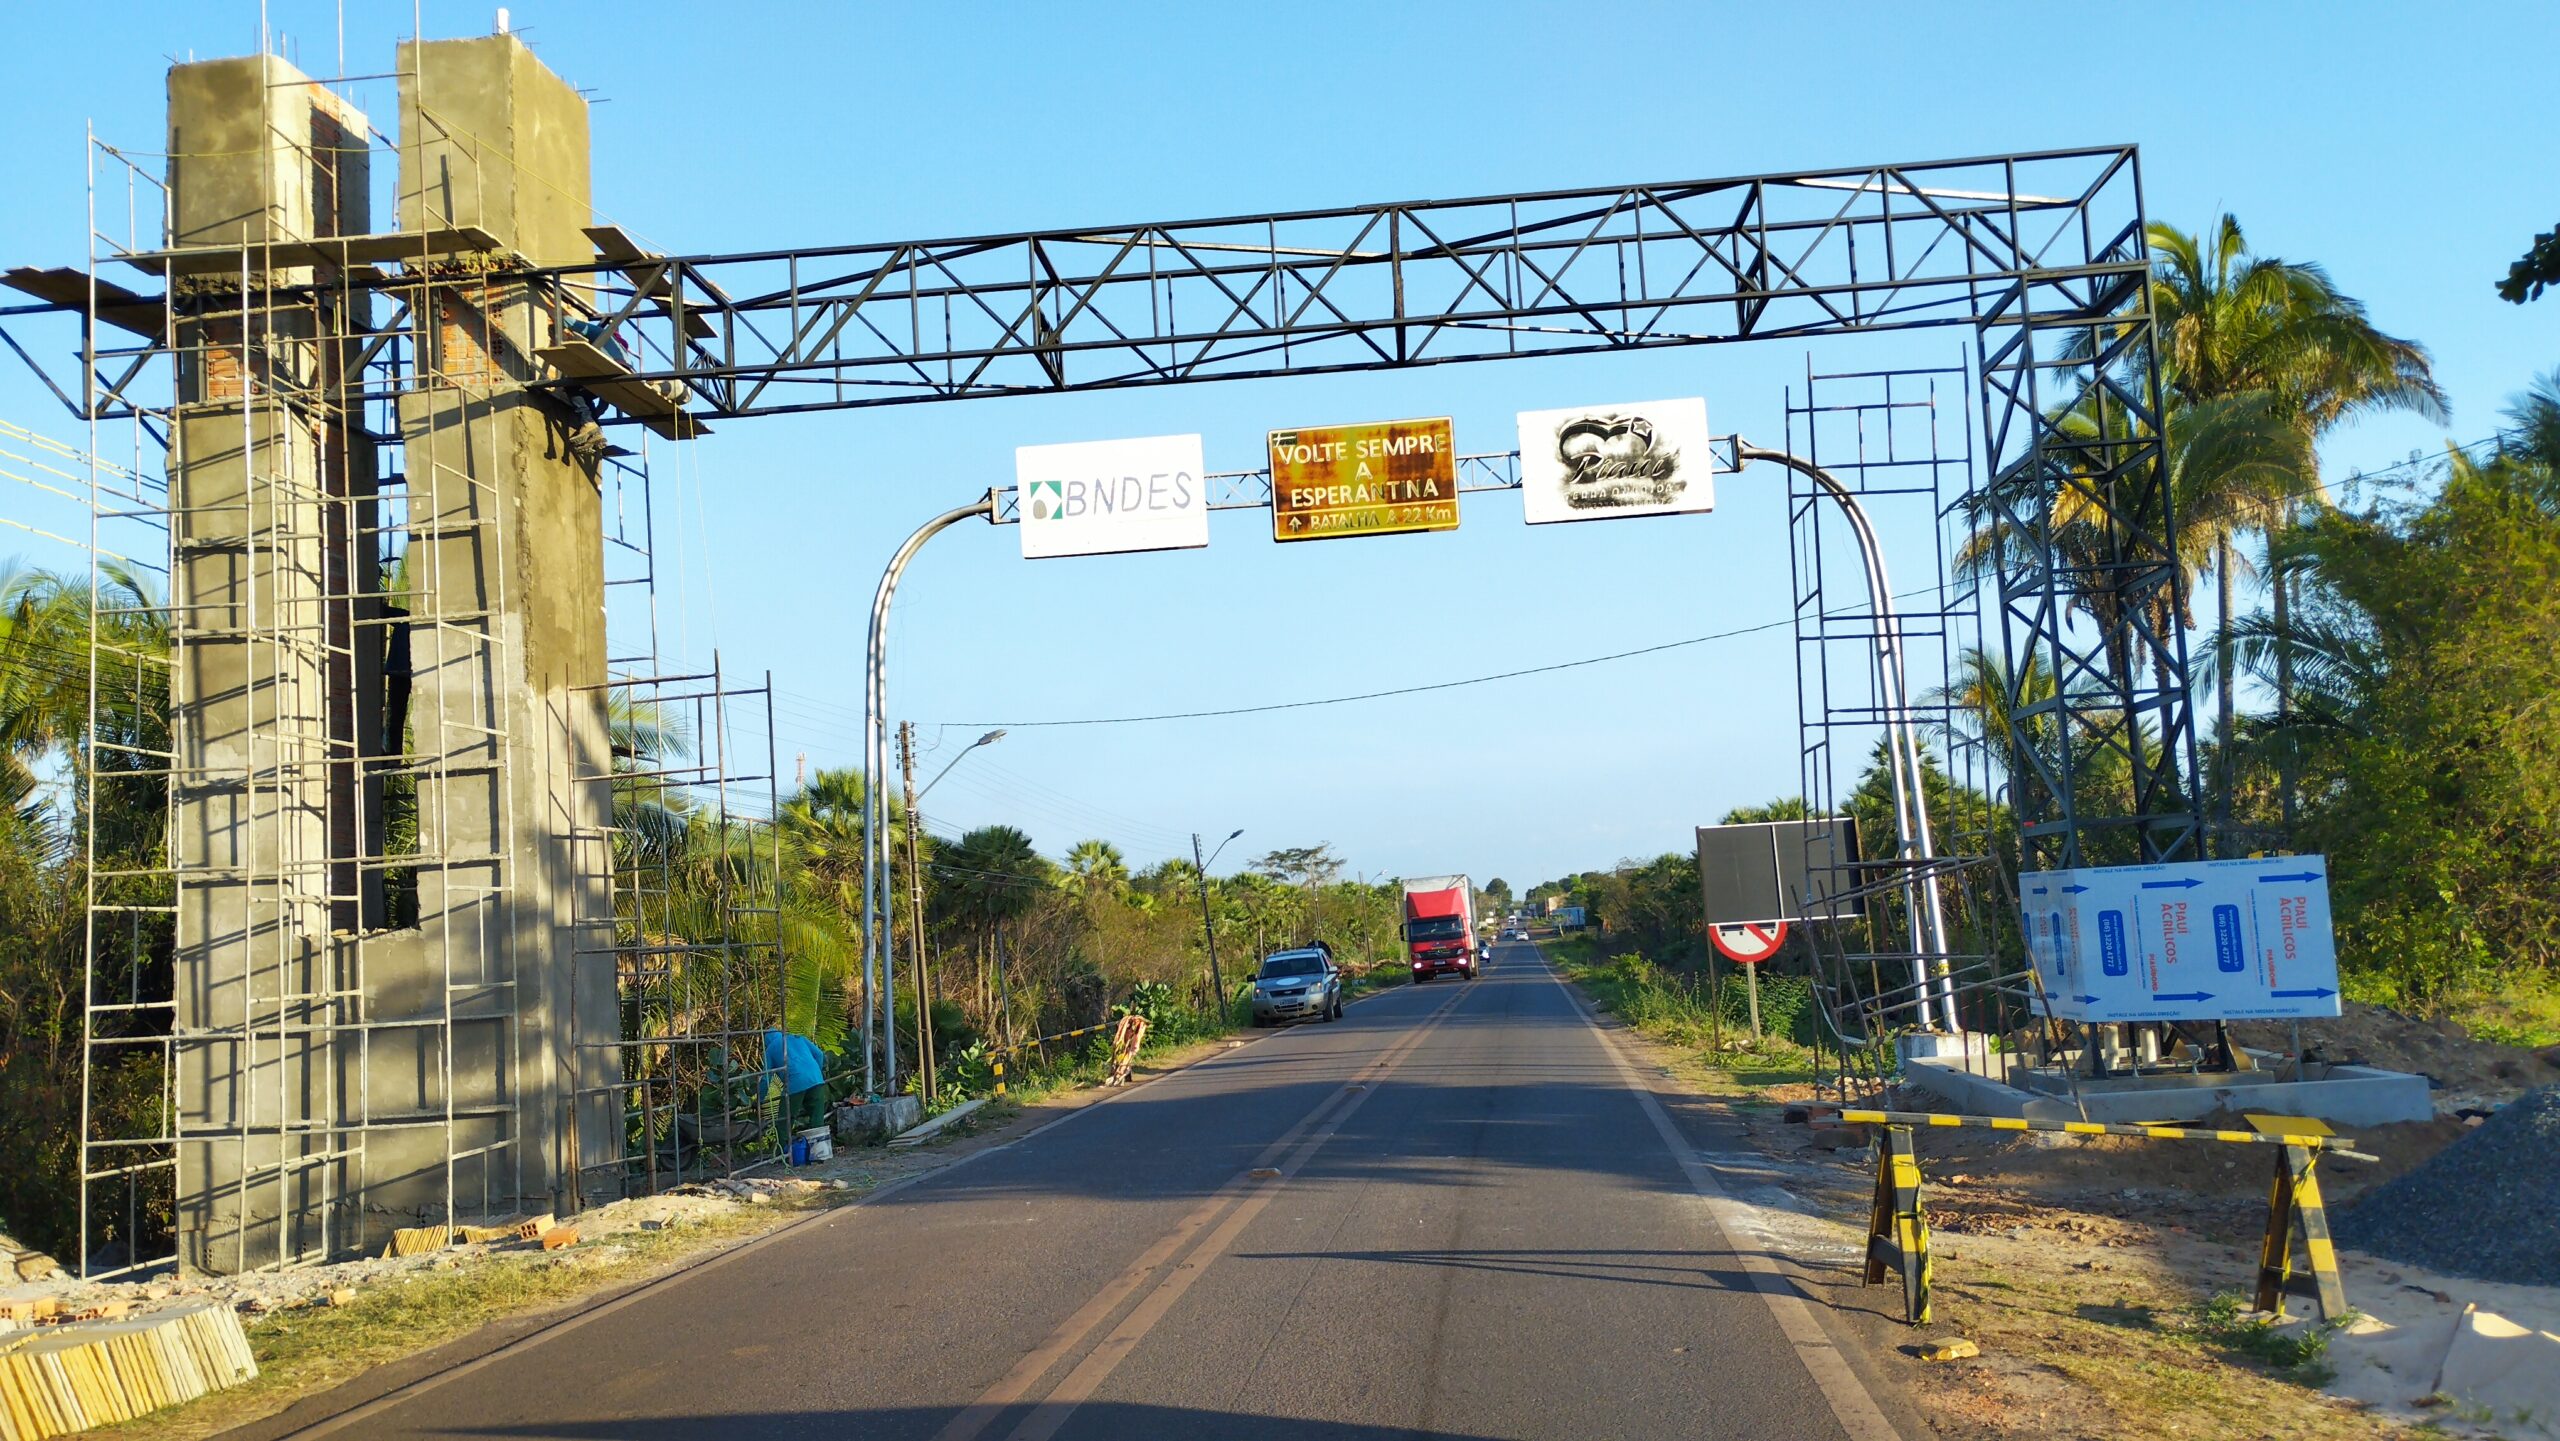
[0,1299,255,1439]
[0,1242,56,1287]
[1918,1337,1980,1362]
[381,1226,451,1259]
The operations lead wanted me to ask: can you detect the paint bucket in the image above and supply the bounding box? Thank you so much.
[796,1126,832,1165]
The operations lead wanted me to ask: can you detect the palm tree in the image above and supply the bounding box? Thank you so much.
[1062,838,1128,901]
[1959,390,2310,837]
[776,768,896,918]
[2144,216,2445,837]
[932,825,1050,1037]
[1925,645,2054,781]
[0,561,167,821]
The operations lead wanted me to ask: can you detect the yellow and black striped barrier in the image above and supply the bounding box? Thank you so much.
[998,1019,1118,1058]
[1828,1108,2353,1152]
[988,1018,1143,1097]
[1799,1107,2361,1326]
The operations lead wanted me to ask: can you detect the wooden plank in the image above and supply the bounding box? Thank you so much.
[583,225,717,337]
[1,266,163,336]
[114,225,505,277]
[536,337,710,441]
[583,223,652,264]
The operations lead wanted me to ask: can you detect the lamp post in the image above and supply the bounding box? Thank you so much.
[862,491,996,1097]
[900,727,1004,1102]
[1736,442,1959,1033]
[1192,828,1243,1008]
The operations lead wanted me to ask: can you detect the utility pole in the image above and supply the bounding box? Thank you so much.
[899,722,936,1102]
[1192,832,1226,1007]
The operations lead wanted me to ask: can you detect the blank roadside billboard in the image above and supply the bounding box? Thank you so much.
[1695,817,1861,928]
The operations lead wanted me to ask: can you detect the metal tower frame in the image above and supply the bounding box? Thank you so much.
[8,144,2202,869]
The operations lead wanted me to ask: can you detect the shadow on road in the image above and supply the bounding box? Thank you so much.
[862,965,1722,1212]
[436,1402,1513,1439]
[1229,1245,1799,1297]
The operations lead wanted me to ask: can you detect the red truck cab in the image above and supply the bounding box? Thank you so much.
[1402,875,1478,982]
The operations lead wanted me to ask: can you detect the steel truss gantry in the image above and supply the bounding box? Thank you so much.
[4,144,2199,865]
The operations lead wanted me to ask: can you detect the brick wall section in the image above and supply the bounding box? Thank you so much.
[435,283,511,389]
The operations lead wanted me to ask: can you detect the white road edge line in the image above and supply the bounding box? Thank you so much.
[1539,948,1904,1441]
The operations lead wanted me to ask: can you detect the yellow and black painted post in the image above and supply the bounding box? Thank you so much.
[2255,1141,2346,1320]
[993,1054,1007,1098]
[1863,1124,1932,1325]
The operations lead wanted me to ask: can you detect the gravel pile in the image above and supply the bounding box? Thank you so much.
[2337,1084,2560,1285]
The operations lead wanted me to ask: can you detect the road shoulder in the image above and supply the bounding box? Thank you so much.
[1544,946,2430,1441]
[119,1026,1274,1440]
[1536,948,1934,1440]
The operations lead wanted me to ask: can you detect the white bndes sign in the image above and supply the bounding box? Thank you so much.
[1015,434,1209,559]
[1516,397,1714,525]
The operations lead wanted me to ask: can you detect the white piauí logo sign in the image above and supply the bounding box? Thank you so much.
[1515,397,1714,525]
[1015,433,1210,559]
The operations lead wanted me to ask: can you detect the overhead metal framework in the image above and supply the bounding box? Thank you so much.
[4,143,2200,867]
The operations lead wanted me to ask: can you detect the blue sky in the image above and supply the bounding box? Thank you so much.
[0,2,2552,888]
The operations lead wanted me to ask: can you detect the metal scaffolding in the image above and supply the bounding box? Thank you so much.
[42,51,777,1275]
[571,639,790,1202]
[1782,363,2024,1099]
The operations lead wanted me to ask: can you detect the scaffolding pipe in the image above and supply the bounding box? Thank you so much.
[1739,442,1961,1033]
[861,492,995,1097]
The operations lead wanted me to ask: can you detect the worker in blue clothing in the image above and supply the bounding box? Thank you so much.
[762,1028,830,1137]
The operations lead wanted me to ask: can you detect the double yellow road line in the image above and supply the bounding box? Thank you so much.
[934,981,1472,1441]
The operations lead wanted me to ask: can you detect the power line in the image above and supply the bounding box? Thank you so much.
[948,610,1826,730]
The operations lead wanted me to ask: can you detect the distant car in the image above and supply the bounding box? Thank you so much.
[1250,946,1344,1026]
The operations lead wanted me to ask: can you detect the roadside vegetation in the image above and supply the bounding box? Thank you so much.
[1543,932,1817,1092]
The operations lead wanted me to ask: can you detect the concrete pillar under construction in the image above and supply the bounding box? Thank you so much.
[166,35,617,1273]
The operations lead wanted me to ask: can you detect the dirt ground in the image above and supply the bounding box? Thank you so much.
[1652,1006,2560,1441]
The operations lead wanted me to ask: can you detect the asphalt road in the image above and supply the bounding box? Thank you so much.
[256,943,1910,1440]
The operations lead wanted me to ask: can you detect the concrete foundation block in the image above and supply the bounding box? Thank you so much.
[1900,1054,2434,1128]
[834,1096,924,1144]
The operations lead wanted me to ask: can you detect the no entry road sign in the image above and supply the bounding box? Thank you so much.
[1710,920,1788,966]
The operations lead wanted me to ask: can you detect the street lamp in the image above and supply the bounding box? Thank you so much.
[1192,828,1243,1006]
[862,490,996,1098]
[918,729,1006,803]
[901,727,1005,1101]
[1736,442,1956,1033]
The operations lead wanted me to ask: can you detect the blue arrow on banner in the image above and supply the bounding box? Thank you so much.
[2269,987,2337,999]
[2061,884,2089,894]
[2071,995,2101,1005]
[2259,871,2323,884]
[2141,878,2204,890]
[2152,991,2215,1002]
[2029,885,2047,895]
